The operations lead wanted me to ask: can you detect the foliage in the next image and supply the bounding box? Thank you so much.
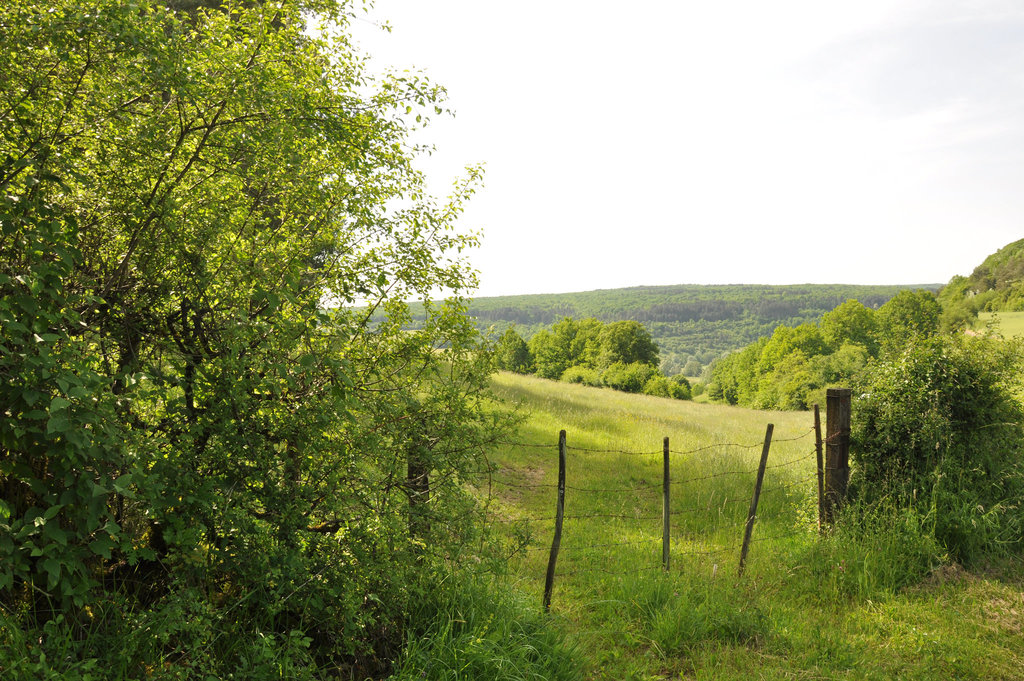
[561,365,603,387]
[820,299,878,354]
[642,375,691,400]
[0,0,511,676]
[875,289,942,348]
[600,362,659,394]
[527,317,602,380]
[596,320,660,368]
[852,333,1024,562]
[517,317,690,398]
[939,238,1024,313]
[708,292,944,411]
[494,327,532,373]
[398,284,931,376]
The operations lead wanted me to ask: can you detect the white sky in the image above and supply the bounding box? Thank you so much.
[351,0,1024,298]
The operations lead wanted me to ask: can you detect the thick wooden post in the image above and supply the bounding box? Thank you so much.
[662,436,670,571]
[543,430,567,612]
[813,404,824,534]
[823,388,852,524]
[738,424,773,576]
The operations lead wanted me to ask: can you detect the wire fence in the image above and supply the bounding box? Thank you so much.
[479,419,836,606]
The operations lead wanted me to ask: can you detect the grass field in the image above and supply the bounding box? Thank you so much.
[977,311,1024,338]
[477,372,1024,680]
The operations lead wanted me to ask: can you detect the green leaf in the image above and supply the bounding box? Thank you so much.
[46,415,70,435]
[112,473,133,495]
[89,534,116,559]
[49,395,71,412]
[42,522,67,546]
[42,557,61,591]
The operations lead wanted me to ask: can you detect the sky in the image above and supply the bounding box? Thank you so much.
[350,0,1024,298]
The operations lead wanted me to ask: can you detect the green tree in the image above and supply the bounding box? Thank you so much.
[820,299,878,354]
[528,317,602,379]
[1,0,504,674]
[597,320,660,368]
[875,290,941,347]
[495,327,532,373]
[682,357,703,377]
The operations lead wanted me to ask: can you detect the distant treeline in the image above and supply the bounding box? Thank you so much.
[386,283,938,376]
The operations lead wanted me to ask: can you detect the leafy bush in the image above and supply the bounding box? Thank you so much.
[561,365,603,387]
[852,334,1024,562]
[494,327,533,373]
[601,362,659,394]
[0,1,508,676]
[642,376,691,400]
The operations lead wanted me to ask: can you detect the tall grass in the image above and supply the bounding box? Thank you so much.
[388,574,579,680]
[475,372,1024,680]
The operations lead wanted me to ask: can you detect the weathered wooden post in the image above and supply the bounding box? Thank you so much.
[662,436,670,571]
[543,430,567,612]
[823,388,852,524]
[738,423,773,576]
[813,404,824,533]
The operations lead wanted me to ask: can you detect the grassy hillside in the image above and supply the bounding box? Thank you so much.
[480,372,1024,680]
[978,310,1024,338]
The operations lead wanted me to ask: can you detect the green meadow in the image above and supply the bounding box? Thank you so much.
[472,372,1024,681]
[978,311,1024,338]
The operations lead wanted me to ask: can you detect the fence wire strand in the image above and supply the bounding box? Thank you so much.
[486,421,833,585]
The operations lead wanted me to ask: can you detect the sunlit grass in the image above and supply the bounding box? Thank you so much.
[479,371,1024,681]
[978,311,1024,338]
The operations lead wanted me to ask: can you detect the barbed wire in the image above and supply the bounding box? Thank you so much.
[494,426,816,459]
[485,425,829,587]
[567,445,663,456]
[484,470,817,528]
[521,536,661,553]
[487,444,819,493]
[556,564,663,579]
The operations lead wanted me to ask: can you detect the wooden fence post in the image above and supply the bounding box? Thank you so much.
[823,388,852,524]
[813,404,824,534]
[543,430,567,612]
[662,436,670,571]
[738,423,773,576]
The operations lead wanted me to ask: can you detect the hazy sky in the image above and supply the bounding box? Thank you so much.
[351,1,1024,298]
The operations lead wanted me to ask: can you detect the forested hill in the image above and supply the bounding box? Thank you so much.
[443,283,939,375]
[940,238,1024,313]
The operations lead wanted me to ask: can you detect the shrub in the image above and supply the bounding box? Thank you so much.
[561,365,603,387]
[494,327,532,373]
[852,334,1024,563]
[601,362,659,394]
[642,376,691,400]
